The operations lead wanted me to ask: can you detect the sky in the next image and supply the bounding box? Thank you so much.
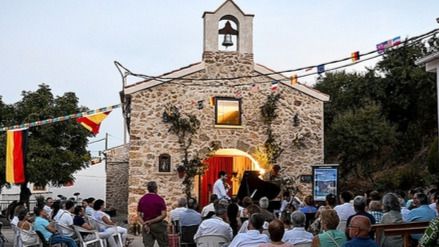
[1,0,439,198]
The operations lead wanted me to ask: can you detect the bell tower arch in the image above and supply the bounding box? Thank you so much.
[202,0,254,54]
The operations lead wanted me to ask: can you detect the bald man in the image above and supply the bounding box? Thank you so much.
[342,215,378,247]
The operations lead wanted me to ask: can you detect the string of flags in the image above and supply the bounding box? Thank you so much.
[0,104,121,132]
[2,104,119,185]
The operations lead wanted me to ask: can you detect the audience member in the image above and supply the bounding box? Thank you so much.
[259,219,294,247]
[419,199,439,247]
[310,193,337,235]
[170,197,187,222]
[259,197,274,222]
[334,191,355,231]
[11,202,26,226]
[84,197,96,217]
[180,198,202,227]
[194,200,233,242]
[201,194,218,218]
[73,205,108,243]
[311,209,346,247]
[279,191,291,213]
[137,181,167,247]
[229,213,269,247]
[93,199,128,245]
[282,211,313,244]
[368,200,383,224]
[380,193,403,247]
[406,192,436,241]
[43,197,54,217]
[300,195,317,214]
[227,199,240,236]
[238,204,264,233]
[53,200,75,236]
[240,196,254,219]
[345,196,376,239]
[429,192,439,216]
[17,209,38,244]
[33,207,77,247]
[343,215,378,247]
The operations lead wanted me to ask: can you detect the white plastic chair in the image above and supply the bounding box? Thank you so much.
[72,225,104,247]
[17,228,42,247]
[194,235,229,247]
[54,222,76,238]
[88,217,123,247]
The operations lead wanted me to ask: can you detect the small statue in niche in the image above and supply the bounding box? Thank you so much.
[158,154,171,172]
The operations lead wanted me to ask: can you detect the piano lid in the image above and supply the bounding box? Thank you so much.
[237,170,281,201]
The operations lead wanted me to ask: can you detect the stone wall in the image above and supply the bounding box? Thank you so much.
[125,51,324,223]
[105,144,129,214]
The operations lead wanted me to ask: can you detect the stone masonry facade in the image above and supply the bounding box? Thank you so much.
[124,51,325,223]
[105,144,129,214]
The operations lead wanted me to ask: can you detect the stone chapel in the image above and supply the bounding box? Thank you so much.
[105,0,329,223]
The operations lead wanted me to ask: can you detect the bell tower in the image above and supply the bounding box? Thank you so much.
[202,0,254,55]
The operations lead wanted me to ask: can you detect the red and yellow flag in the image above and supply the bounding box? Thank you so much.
[76,111,111,135]
[6,129,28,184]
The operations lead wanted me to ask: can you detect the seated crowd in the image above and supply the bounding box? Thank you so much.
[167,187,439,247]
[10,196,128,247]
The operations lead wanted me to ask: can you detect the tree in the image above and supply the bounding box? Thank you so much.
[0,84,91,205]
[327,103,397,181]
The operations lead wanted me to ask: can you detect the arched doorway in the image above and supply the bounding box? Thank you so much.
[198,148,265,206]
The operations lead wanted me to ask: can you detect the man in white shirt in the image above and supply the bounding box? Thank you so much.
[334,191,355,231]
[282,211,313,244]
[170,197,187,222]
[194,200,233,242]
[53,200,75,236]
[84,197,96,217]
[213,171,230,200]
[229,213,269,247]
[201,194,218,218]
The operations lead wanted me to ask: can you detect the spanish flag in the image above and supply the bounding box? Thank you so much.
[76,111,111,135]
[6,129,28,184]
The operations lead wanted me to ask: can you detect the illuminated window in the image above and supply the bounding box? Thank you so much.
[215,97,241,126]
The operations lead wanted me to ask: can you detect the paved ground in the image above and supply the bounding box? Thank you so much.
[1,225,153,247]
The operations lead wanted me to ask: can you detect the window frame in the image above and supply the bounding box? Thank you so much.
[214,97,242,127]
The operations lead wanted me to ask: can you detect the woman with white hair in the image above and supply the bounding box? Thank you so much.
[380,193,403,247]
[259,197,274,222]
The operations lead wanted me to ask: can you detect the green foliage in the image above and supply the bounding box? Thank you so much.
[0,84,91,188]
[163,105,203,197]
[427,138,439,181]
[315,35,439,191]
[260,93,284,165]
[261,93,281,125]
[328,103,396,178]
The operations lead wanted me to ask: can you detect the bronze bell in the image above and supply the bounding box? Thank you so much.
[222,34,233,47]
[219,21,238,49]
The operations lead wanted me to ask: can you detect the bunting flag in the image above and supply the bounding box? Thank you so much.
[317,64,325,74]
[76,111,111,135]
[271,81,279,91]
[305,66,314,72]
[376,36,401,54]
[393,36,401,46]
[209,96,215,107]
[290,74,298,85]
[351,51,360,62]
[6,129,28,184]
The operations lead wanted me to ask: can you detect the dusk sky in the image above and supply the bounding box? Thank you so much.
[1,1,439,197]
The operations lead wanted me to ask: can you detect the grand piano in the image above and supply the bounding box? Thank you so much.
[237,170,281,202]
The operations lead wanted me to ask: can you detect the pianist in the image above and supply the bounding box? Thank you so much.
[213,171,231,200]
